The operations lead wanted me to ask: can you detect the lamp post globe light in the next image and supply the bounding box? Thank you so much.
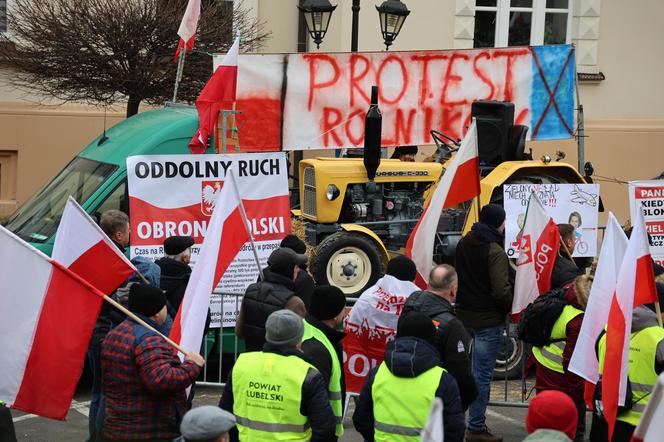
[376,0,411,49]
[298,0,410,51]
[297,0,337,49]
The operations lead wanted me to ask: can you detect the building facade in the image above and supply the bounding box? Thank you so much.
[0,0,662,223]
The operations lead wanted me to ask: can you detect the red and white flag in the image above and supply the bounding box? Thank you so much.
[52,196,136,294]
[189,35,239,153]
[569,212,628,384]
[631,372,664,442]
[405,120,480,287]
[169,171,250,355]
[511,193,560,315]
[602,209,658,438]
[0,226,104,420]
[175,0,201,61]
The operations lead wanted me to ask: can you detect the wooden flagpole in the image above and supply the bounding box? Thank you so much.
[102,294,188,355]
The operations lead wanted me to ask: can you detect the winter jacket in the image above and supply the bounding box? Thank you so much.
[455,224,514,328]
[101,316,201,440]
[219,343,336,442]
[353,337,465,442]
[237,268,305,351]
[155,257,191,317]
[533,286,585,403]
[523,429,573,442]
[402,291,478,409]
[550,252,583,290]
[257,265,316,310]
[301,314,347,406]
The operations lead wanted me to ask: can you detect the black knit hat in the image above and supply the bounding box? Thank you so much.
[397,311,436,345]
[386,255,417,282]
[268,247,308,278]
[164,235,195,256]
[310,285,346,320]
[479,204,506,229]
[128,283,167,317]
[280,234,307,255]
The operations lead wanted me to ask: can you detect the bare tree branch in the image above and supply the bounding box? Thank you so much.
[0,0,270,116]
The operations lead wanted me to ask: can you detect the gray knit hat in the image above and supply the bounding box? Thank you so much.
[180,405,236,440]
[265,309,304,347]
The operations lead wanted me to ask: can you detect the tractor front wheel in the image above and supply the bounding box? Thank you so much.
[311,232,383,298]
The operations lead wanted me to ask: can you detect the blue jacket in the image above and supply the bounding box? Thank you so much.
[353,336,466,442]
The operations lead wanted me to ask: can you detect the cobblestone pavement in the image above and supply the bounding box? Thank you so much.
[11,379,590,441]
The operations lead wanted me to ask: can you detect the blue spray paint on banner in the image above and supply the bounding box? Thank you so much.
[530,45,575,140]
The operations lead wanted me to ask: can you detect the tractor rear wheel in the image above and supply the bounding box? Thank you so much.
[311,232,383,298]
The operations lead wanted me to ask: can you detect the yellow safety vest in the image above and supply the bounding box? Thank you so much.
[598,325,664,426]
[372,362,445,441]
[232,351,314,441]
[302,319,344,436]
[532,305,583,374]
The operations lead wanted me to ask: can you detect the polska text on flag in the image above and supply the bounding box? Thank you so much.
[511,192,560,315]
[0,226,104,420]
[405,119,480,287]
[52,196,136,294]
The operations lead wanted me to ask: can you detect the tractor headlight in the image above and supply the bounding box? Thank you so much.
[326,184,340,201]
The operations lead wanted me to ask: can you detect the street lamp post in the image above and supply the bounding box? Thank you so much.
[298,0,410,51]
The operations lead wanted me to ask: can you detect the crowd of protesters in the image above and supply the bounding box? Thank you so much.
[5,201,656,442]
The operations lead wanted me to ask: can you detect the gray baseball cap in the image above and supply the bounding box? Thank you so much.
[180,405,236,440]
[265,309,304,347]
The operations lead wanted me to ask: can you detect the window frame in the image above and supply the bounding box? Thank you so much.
[475,0,573,47]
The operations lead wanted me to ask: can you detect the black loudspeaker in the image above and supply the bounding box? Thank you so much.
[471,100,515,166]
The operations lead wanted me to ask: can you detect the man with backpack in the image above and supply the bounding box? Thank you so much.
[523,275,592,442]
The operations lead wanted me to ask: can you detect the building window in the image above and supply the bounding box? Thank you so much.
[474,0,572,48]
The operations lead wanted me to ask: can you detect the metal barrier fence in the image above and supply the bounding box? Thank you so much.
[196,225,608,406]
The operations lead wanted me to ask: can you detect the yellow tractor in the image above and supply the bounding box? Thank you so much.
[292,100,593,378]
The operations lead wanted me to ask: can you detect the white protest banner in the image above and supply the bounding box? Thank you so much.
[127,153,290,327]
[503,183,600,258]
[629,180,664,265]
[214,45,576,151]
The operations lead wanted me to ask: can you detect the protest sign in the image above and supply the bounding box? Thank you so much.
[127,153,290,327]
[216,45,576,151]
[504,183,600,258]
[629,180,664,265]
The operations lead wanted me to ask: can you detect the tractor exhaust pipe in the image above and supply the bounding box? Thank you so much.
[363,86,382,182]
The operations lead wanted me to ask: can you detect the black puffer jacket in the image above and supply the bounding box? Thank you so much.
[353,337,465,442]
[402,291,478,410]
[238,268,297,351]
[154,257,192,317]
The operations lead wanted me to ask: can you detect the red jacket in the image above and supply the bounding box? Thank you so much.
[101,318,201,440]
[533,286,585,403]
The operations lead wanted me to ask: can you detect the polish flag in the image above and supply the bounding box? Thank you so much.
[511,193,560,315]
[52,196,136,294]
[175,0,201,61]
[189,35,239,153]
[569,212,628,385]
[170,171,250,356]
[0,226,104,420]
[631,373,664,442]
[602,209,658,439]
[405,119,480,287]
